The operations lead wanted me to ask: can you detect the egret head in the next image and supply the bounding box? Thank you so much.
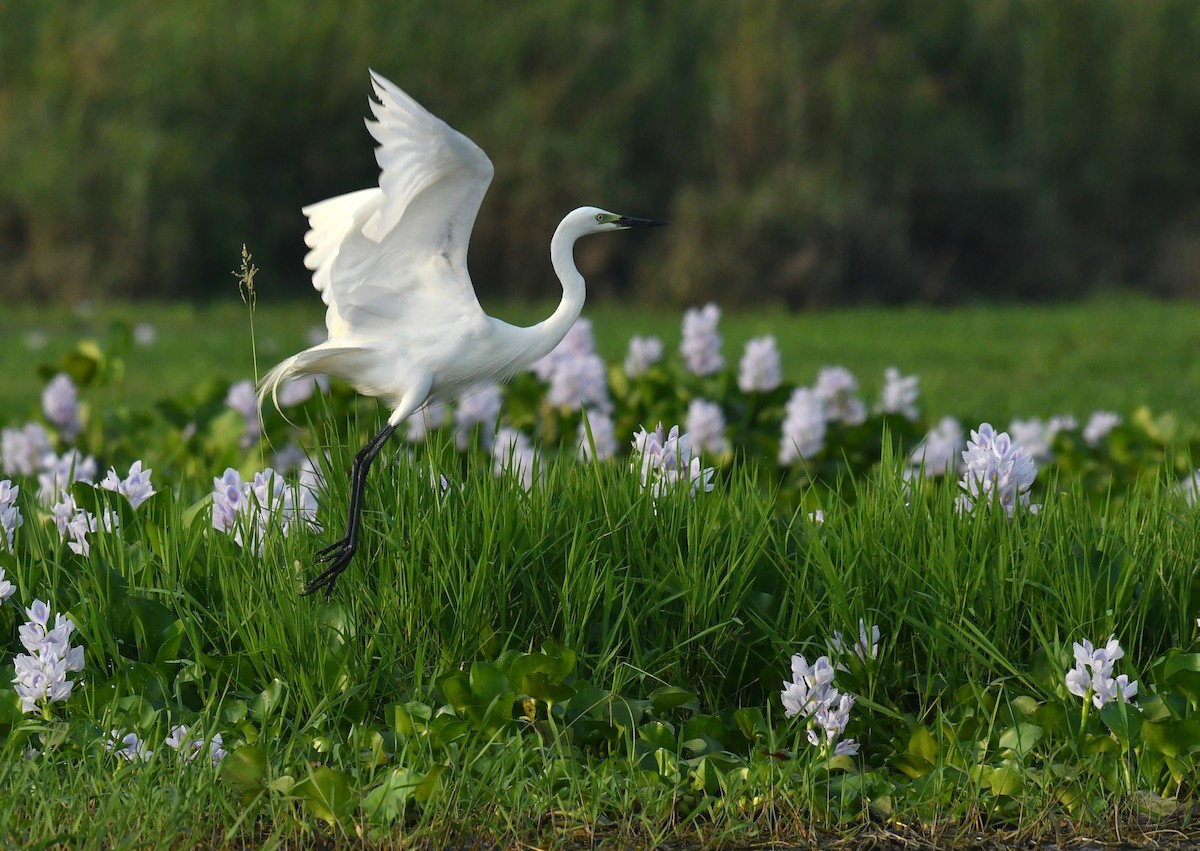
[567,206,666,236]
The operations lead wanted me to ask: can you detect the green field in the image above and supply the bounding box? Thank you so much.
[4,293,1199,428]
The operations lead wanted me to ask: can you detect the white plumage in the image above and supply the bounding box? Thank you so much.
[259,71,661,597]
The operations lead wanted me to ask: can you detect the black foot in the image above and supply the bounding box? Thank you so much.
[302,539,356,599]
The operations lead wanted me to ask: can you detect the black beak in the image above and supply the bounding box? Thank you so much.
[615,215,667,228]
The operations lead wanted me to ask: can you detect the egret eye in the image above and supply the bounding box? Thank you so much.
[595,213,605,223]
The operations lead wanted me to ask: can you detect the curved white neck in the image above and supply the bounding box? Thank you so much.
[520,217,587,361]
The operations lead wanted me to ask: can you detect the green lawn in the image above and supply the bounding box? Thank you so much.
[3,292,1199,427]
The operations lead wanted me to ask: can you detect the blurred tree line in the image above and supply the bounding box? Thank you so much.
[2,0,1199,308]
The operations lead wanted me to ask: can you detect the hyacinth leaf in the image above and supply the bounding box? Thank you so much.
[908,726,940,764]
[293,766,355,826]
[639,721,677,752]
[126,596,183,666]
[1162,653,1200,704]
[519,671,575,707]
[650,685,700,715]
[469,662,511,707]
[1099,701,1144,745]
[0,689,23,730]
[250,678,286,722]
[733,707,769,745]
[220,744,267,794]
[998,723,1043,757]
[363,767,424,824]
[1142,717,1200,757]
[683,715,735,751]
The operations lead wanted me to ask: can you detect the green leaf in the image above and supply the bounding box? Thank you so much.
[294,766,355,826]
[1099,701,1143,744]
[733,707,768,744]
[1143,717,1200,757]
[220,744,267,793]
[469,662,510,706]
[998,723,1043,757]
[1163,652,1200,703]
[908,726,939,764]
[639,721,677,752]
[649,685,699,716]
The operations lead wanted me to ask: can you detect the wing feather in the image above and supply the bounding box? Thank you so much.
[315,71,494,338]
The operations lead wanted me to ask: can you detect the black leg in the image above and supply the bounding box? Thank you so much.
[303,422,398,598]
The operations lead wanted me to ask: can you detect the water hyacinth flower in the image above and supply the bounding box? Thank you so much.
[1083,411,1122,448]
[37,449,98,505]
[546,352,611,413]
[956,423,1039,516]
[1065,635,1139,709]
[878,367,920,420]
[226,380,261,448]
[685,398,730,456]
[165,725,227,767]
[454,384,503,451]
[779,388,826,465]
[532,318,598,382]
[737,336,782,393]
[107,730,153,762]
[781,653,859,756]
[1179,470,1200,506]
[492,427,539,491]
[1008,416,1076,463]
[831,619,881,667]
[624,335,664,378]
[577,410,618,462]
[631,423,715,499]
[0,566,14,601]
[42,373,83,440]
[680,304,724,376]
[276,374,328,408]
[13,600,85,715]
[1,422,52,477]
[99,461,156,510]
[211,467,320,555]
[1,480,22,551]
[814,366,867,426]
[406,401,449,443]
[133,321,157,346]
[907,416,965,478]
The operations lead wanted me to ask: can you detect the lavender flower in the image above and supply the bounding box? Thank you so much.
[737,336,782,393]
[454,384,503,451]
[0,566,14,601]
[42,373,82,440]
[782,652,860,756]
[107,730,153,762]
[685,399,730,456]
[1083,411,1122,448]
[957,423,1039,516]
[276,375,328,408]
[406,401,449,443]
[226,380,260,448]
[680,304,724,376]
[546,352,611,412]
[1,422,52,477]
[532,319,597,381]
[779,388,826,465]
[99,461,156,510]
[13,601,85,714]
[815,366,866,426]
[631,423,714,499]
[211,467,319,554]
[907,416,965,478]
[1065,635,1139,709]
[165,725,227,767]
[37,449,97,505]
[878,367,920,421]
[492,427,539,491]
[0,480,22,551]
[577,411,618,462]
[1009,415,1077,463]
[831,620,881,667]
[133,322,157,346]
[624,335,664,378]
[1180,470,1200,506]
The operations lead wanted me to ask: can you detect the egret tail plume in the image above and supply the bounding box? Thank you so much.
[257,354,302,422]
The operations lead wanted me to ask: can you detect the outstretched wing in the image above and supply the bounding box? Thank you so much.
[318,71,495,338]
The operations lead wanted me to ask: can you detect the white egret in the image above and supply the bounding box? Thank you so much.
[258,71,663,597]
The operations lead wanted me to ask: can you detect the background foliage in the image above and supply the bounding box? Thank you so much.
[3,0,1200,307]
